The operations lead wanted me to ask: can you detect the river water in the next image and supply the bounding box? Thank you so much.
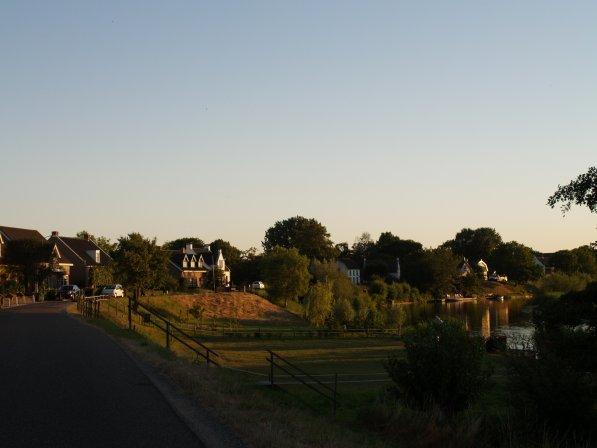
[404,297,534,341]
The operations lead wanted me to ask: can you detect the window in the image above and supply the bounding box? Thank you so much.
[183,260,188,268]
[190,261,196,268]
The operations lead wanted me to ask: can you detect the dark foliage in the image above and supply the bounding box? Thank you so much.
[385,319,491,416]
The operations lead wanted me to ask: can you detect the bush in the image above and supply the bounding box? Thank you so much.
[368,277,388,301]
[304,282,333,327]
[508,353,595,439]
[332,298,355,326]
[385,304,407,334]
[535,272,593,296]
[388,282,425,303]
[385,318,491,416]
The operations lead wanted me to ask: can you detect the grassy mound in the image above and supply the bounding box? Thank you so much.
[142,291,306,325]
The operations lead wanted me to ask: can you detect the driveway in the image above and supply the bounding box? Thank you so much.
[0,302,203,447]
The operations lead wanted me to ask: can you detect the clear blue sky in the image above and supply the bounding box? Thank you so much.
[1,1,595,251]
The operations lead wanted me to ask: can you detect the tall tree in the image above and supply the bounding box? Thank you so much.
[489,241,543,282]
[112,233,170,298]
[406,247,460,299]
[263,216,337,260]
[445,227,502,262]
[162,237,205,251]
[548,166,597,214]
[208,239,242,268]
[304,282,334,327]
[3,239,53,293]
[261,247,310,307]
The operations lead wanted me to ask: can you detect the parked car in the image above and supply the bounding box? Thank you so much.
[57,284,81,300]
[101,284,125,297]
[251,281,265,290]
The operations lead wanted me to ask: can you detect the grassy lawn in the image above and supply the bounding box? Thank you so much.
[71,294,536,448]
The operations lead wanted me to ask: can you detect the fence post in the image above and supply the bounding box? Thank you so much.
[333,373,338,416]
[268,351,274,387]
[166,321,171,349]
[128,295,132,330]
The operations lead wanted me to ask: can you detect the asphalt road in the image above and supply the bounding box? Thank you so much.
[0,302,203,448]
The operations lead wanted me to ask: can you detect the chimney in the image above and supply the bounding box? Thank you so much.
[83,233,90,241]
[51,231,59,237]
[185,243,193,253]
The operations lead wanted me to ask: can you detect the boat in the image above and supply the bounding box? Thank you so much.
[487,294,505,302]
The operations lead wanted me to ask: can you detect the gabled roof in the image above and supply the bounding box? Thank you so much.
[0,226,45,242]
[51,244,74,265]
[49,235,112,266]
[168,250,207,271]
[337,258,361,270]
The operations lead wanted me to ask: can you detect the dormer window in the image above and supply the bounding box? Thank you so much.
[182,256,188,268]
[190,260,196,268]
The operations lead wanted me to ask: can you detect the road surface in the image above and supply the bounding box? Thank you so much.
[0,302,203,447]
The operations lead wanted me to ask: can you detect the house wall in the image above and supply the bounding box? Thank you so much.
[181,270,205,287]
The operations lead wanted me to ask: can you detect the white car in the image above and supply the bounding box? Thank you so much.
[101,284,125,297]
[251,281,265,290]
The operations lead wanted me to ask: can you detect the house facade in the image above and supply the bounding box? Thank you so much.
[336,258,362,284]
[0,226,74,290]
[47,231,112,288]
[168,243,231,288]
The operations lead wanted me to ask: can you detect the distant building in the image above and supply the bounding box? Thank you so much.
[336,258,361,284]
[388,257,401,281]
[167,243,231,288]
[477,259,489,280]
[458,257,472,277]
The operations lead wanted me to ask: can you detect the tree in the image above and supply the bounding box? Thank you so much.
[351,232,375,264]
[407,247,460,299]
[305,282,334,327]
[263,216,337,260]
[309,259,357,303]
[445,227,502,262]
[385,318,491,416]
[112,233,170,298]
[261,247,310,307]
[550,246,597,275]
[76,231,116,255]
[548,166,597,214]
[3,239,53,293]
[233,249,263,287]
[489,241,543,282]
[162,237,205,251]
[208,239,242,268]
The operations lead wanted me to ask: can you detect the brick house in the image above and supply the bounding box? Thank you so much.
[47,231,112,288]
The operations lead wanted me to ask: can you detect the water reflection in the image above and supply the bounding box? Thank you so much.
[404,297,533,340]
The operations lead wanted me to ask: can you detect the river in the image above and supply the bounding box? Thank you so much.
[404,297,535,342]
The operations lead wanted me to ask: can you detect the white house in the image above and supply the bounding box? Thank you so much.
[336,259,361,284]
[477,259,489,280]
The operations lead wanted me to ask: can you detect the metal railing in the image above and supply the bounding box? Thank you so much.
[267,350,339,415]
[77,295,220,366]
[132,301,220,367]
[77,295,110,318]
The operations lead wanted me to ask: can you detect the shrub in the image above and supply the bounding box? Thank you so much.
[508,353,595,439]
[385,318,491,416]
[332,298,355,326]
[385,304,407,334]
[368,277,388,301]
[304,282,333,327]
[535,272,593,296]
